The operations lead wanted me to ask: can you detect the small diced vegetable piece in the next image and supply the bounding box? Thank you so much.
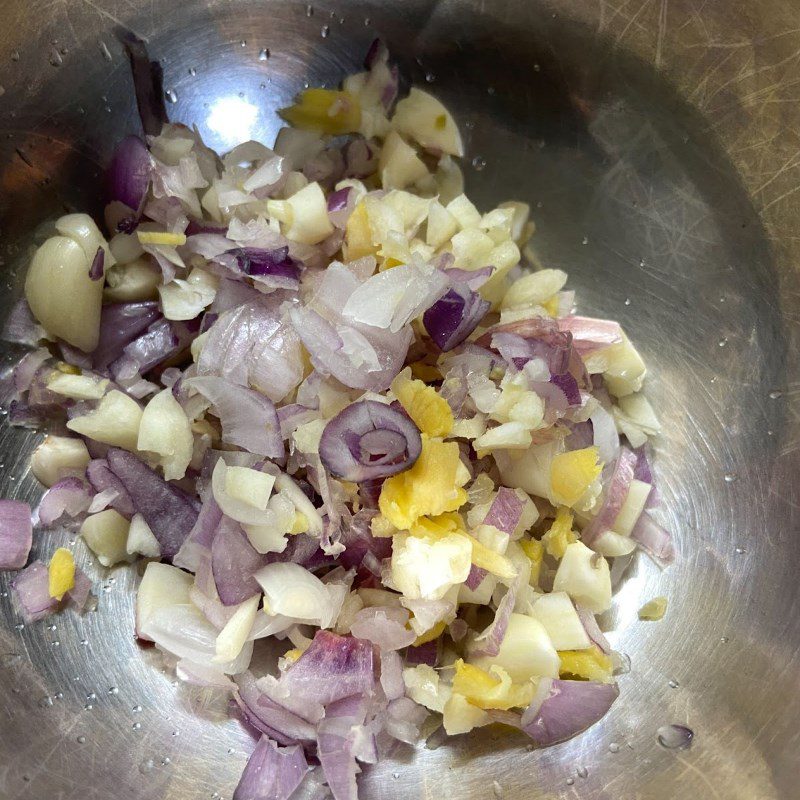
[47,373,109,400]
[442,692,489,735]
[611,478,651,536]
[553,542,611,614]
[392,88,464,157]
[530,591,591,650]
[378,131,429,190]
[269,181,333,245]
[126,513,161,558]
[67,390,143,451]
[638,596,668,621]
[559,647,614,682]
[472,613,560,683]
[103,258,160,302]
[279,89,361,134]
[136,562,192,639]
[30,436,90,487]
[80,509,131,567]
[137,389,193,480]
[550,447,602,507]
[48,547,75,600]
[215,595,261,663]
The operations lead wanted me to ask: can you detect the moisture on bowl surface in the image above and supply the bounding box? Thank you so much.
[0,2,797,800]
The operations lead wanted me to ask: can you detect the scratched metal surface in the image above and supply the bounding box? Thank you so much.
[0,1,798,798]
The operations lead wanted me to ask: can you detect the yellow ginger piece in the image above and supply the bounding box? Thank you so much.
[452,660,536,711]
[48,547,75,601]
[392,372,453,437]
[279,89,361,135]
[558,647,614,682]
[550,446,602,507]
[541,507,578,559]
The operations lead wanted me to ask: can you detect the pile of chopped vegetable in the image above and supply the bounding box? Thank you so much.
[0,37,674,800]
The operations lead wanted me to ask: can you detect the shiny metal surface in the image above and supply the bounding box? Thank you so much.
[0,1,798,798]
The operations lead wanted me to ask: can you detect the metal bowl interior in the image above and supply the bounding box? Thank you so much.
[0,2,798,799]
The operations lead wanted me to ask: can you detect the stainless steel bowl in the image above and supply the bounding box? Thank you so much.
[1,2,798,798]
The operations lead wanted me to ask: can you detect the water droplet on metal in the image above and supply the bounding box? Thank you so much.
[108,686,119,695]
[188,67,197,76]
[492,780,504,798]
[472,156,486,171]
[608,742,620,753]
[240,39,247,47]
[172,730,180,737]
[391,771,399,780]
[99,42,112,61]
[425,71,436,83]
[165,88,178,104]
[49,49,63,67]
[624,297,632,306]
[668,679,679,689]
[724,473,737,483]
[14,623,25,631]
[132,721,142,731]
[161,757,171,766]
[55,692,63,700]
[364,17,371,26]
[84,702,93,710]
[48,624,57,631]
[11,50,20,62]
[139,757,154,773]
[80,638,88,646]
[566,777,575,786]
[306,4,314,16]
[734,546,746,554]
[77,735,86,744]
[657,724,694,749]
[720,635,729,643]
[321,24,330,37]
[259,82,267,89]
[38,695,53,708]
[768,389,783,399]
[258,48,270,61]
[51,640,60,647]
[132,704,142,713]
[718,337,728,347]
[487,86,496,95]
[576,765,589,779]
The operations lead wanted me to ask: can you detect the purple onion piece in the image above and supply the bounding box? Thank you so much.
[93,301,161,370]
[318,400,422,483]
[86,459,135,518]
[11,561,56,621]
[227,246,301,282]
[105,448,198,558]
[521,679,619,747]
[327,187,351,212]
[0,499,32,569]
[211,516,267,606]
[37,478,91,527]
[581,448,637,546]
[233,735,309,800]
[483,487,525,534]
[549,372,581,405]
[279,630,374,708]
[631,512,675,565]
[106,134,152,212]
[423,286,490,352]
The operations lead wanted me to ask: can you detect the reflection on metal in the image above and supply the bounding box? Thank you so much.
[0,1,798,799]
[207,95,259,148]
